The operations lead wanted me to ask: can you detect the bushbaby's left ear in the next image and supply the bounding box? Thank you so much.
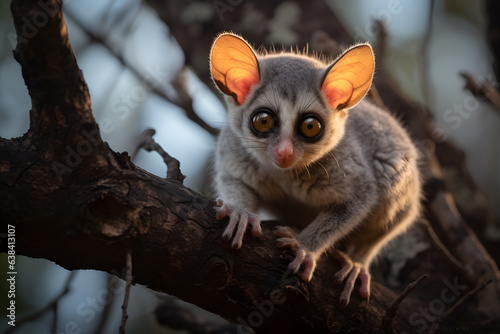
[321,43,375,110]
[210,33,260,105]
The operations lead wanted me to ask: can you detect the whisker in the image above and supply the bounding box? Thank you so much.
[329,152,346,178]
[317,162,330,181]
[301,91,317,112]
[264,90,279,112]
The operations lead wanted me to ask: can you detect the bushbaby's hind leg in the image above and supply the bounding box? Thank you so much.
[331,249,371,307]
[334,211,417,306]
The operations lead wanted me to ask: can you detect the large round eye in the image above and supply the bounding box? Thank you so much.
[251,110,275,134]
[299,116,322,139]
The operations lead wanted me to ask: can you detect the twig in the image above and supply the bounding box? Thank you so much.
[132,128,186,183]
[460,72,500,113]
[374,19,389,61]
[422,220,468,278]
[63,9,220,137]
[310,30,342,57]
[367,85,387,111]
[119,251,133,334]
[485,0,500,83]
[172,66,220,137]
[4,271,77,334]
[366,20,390,111]
[420,0,435,106]
[382,274,428,334]
[428,279,493,334]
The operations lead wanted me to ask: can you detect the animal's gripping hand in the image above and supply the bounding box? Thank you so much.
[214,198,262,249]
[274,226,318,282]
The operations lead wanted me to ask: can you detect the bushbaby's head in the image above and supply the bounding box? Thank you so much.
[210,32,374,171]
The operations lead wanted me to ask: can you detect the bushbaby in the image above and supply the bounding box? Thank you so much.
[210,33,421,306]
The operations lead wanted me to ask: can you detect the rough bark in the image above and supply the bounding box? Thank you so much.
[1,0,500,333]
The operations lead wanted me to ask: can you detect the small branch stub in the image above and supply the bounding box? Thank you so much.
[382,274,428,334]
[460,72,500,113]
[134,128,186,183]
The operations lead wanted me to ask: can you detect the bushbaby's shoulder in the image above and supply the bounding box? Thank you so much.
[346,100,419,188]
[347,100,415,150]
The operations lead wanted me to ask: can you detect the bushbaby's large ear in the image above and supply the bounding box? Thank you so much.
[210,33,260,105]
[321,44,374,110]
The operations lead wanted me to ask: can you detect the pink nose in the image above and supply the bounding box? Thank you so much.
[277,145,294,160]
[274,140,295,168]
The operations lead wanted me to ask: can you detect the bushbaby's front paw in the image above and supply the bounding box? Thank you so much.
[214,198,261,249]
[274,226,318,282]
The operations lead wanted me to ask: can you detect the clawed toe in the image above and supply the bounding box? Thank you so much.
[274,226,296,239]
[216,199,261,249]
[275,226,300,251]
[331,250,371,306]
[288,249,306,273]
[275,237,298,250]
[275,228,318,282]
[339,265,361,306]
[214,200,230,221]
[287,250,317,282]
[333,263,353,284]
[358,269,371,299]
[331,249,354,284]
[337,264,371,307]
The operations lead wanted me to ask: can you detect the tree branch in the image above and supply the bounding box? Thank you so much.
[460,71,500,113]
[381,274,427,334]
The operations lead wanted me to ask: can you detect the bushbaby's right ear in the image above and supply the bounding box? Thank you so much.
[210,33,260,105]
[321,43,374,110]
